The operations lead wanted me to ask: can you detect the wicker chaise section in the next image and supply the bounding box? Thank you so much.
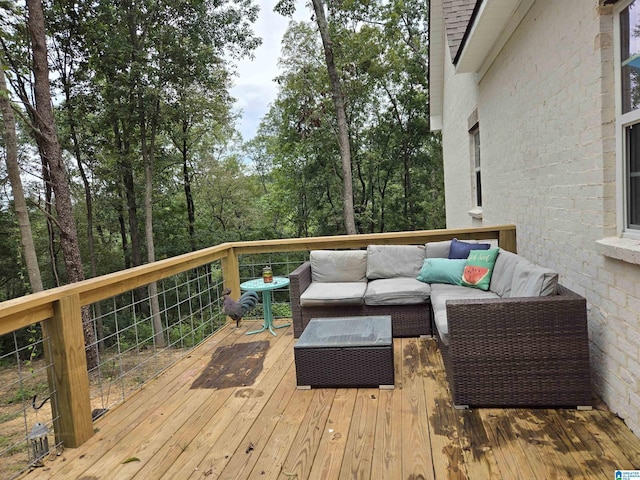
[289,261,311,336]
[437,284,592,408]
[289,261,431,338]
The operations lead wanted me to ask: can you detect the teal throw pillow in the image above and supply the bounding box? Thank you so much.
[416,258,467,285]
[461,248,500,291]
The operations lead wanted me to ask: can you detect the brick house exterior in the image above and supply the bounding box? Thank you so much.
[430,0,640,435]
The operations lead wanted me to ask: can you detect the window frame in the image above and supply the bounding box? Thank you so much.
[615,0,640,235]
[470,123,482,209]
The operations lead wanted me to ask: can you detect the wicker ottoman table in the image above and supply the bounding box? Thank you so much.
[294,315,394,389]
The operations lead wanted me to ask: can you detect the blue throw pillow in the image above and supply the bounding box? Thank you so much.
[448,238,491,259]
[416,258,467,285]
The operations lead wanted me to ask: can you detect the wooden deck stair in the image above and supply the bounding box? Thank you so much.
[24,321,640,479]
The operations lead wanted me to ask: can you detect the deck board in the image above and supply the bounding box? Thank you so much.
[371,339,403,478]
[24,322,640,480]
[308,388,356,480]
[401,337,434,480]
[244,385,316,479]
[279,386,335,479]
[217,357,299,480]
[420,337,469,480]
[338,388,377,479]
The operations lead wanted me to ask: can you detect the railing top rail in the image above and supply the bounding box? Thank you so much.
[0,225,516,335]
[0,243,230,335]
[230,225,516,254]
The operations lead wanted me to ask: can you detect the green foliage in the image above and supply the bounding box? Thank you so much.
[167,314,217,349]
[256,0,444,236]
[117,317,155,352]
[2,380,49,407]
[271,302,292,319]
[0,0,444,308]
[0,206,29,302]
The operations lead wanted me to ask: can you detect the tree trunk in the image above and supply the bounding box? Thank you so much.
[311,0,357,235]
[26,0,98,369]
[140,95,165,348]
[113,114,142,269]
[2,56,59,436]
[61,73,105,350]
[122,156,142,267]
[0,57,43,293]
[112,123,131,269]
[43,160,60,286]
[182,132,197,252]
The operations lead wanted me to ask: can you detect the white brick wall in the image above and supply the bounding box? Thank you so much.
[441,46,480,228]
[440,0,640,435]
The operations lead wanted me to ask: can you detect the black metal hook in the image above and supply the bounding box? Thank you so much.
[32,394,50,411]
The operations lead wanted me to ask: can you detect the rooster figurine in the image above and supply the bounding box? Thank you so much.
[222,288,260,328]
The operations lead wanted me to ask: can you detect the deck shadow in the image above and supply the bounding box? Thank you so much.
[190,340,270,389]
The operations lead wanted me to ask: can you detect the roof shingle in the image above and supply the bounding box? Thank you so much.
[442,0,478,62]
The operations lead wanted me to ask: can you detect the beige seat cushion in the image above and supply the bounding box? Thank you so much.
[364,278,431,306]
[300,282,367,307]
[430,284,499,345]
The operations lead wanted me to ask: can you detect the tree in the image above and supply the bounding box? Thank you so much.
[166,84,234,252]
[0,53,43,293]
[277,0,357,235]
[26,0,98,368]
[310,0,356,235]
[266,0,444,236]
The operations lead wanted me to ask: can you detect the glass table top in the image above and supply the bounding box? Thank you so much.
[295,316,392,348]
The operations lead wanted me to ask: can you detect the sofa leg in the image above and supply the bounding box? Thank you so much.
[577,405,592,411]
[453,404,469,410]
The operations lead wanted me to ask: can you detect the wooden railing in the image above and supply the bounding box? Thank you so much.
[0,225,516,449]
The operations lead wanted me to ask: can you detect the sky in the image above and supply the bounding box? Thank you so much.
[230,0,309,142]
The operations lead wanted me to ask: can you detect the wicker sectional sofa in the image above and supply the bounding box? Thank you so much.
[289,240,592,408]
[290,244,433,338]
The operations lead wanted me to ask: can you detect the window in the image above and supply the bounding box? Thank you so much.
[625,125,640,228]
[471,125,482,208]
[618,0,640,231]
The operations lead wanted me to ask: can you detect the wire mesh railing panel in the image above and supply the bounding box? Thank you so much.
[85,262,226,416]
[237,251,308,320]
[0,250,307,478]
[0,326,60,480]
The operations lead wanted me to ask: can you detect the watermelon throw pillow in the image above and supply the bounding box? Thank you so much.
[461,248,500,291]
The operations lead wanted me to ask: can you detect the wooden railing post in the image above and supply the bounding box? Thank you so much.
[47,293,93,448]
[221,246,241,306]
[498,227,518,253]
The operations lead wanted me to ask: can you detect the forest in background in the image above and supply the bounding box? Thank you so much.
[0,0,444,304]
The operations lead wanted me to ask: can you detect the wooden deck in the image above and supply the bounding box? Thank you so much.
[24,321,640,480]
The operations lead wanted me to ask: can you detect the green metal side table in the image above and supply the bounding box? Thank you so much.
[240,276,291,336]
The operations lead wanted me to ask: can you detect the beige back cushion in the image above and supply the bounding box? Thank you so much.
[366,245,425,279]
[489,250,524,297]
[510,260,559,297]
[310,250,367,283]
[424,240,451,259]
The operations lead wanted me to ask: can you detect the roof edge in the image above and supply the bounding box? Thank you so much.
[453,0,483,66]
